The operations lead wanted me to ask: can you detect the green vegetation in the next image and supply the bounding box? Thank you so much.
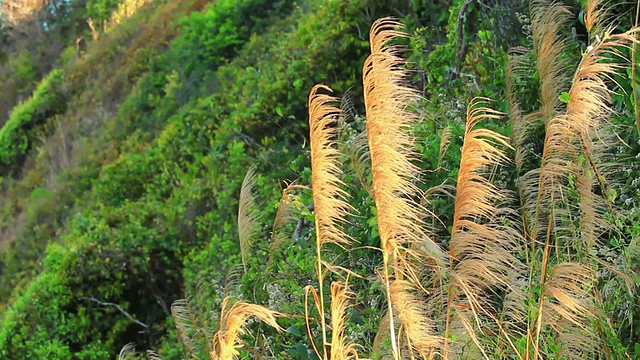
[0,70,65,173]
[0,0,638,359]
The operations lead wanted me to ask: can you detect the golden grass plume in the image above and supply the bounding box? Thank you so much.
[389,280,441,358]
[363,17,443,359]
[211,297,283,360]
[268,182,308,260]
[444,99,524,358]
[307,83,356,358]
[309,84,355,251]
[329,281,360,360]
[363,17,438,262]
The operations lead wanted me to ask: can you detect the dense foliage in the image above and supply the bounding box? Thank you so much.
[0,0,637,359]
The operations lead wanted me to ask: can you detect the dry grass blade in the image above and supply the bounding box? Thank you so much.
[444,98,524,358]
[349,130,373,194]
[584,0,605,33]
[238,166,261,273]
[372,310,391,357]
[634,0,640,135]
[172,298,199,357]
[437,126,452,170]
[566,31,638,136]
[363,17,443,359]
[562,31,638,254]
[530,0,573,121]
[211,297,283,360]
[506,47,540,173]
[146,350,163,360]
[389,280,441,358]
[536,29,638,250]
[506,46,542,257]
[575,171,612,252]
[223,264,245,297]
[268,182,305,259]
[119,343,137,360]
[309,84,355,251]
[329,281,360,360]
[539,263,598,358]
[364,17,436,262]
[147,350,162,360]
[308,84,356,358]
[505,47,526,133]
[451,100,509,232]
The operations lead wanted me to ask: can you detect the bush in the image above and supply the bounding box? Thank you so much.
[0,70,66,175]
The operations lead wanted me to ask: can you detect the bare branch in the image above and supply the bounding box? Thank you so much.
[80,296,149,330]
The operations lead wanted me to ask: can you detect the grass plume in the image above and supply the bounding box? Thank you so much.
[211,297,283,360]
[329,281,360,360]
[363,17,444,358]
[530,0,573,122]
[268,182,308,262]
[307,84,355,358]
[238,166,261,273]
[389,280,441,358]
[443,99,523,358]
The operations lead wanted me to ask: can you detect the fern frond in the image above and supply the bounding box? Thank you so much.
[211,297,283,360]
[238,166,261,273]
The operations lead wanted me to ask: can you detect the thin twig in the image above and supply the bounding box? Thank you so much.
[455,0,475,73]
[80,296,149,330]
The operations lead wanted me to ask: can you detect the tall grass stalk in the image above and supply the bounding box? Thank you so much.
[363,17,444,358]
[307,84,355,358]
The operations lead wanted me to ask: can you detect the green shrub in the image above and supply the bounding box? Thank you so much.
[86,0,122,24]
[0,70,66,175]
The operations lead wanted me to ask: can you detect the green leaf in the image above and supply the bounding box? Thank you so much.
[275,106,283,117]
[286,325,302,337]
[559,92,571,103]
